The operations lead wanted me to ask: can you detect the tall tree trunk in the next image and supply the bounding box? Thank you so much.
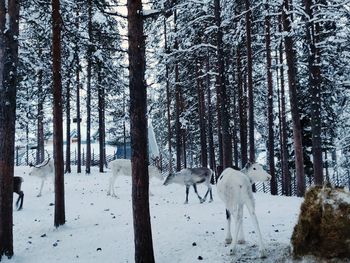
[206,55,216,173]
[276,76,284,192]
[174,10,182,172]
[98,69,105,173]
[75,5,81,173]
[214,0,232,169]
[76,60,82,172]
[127,0,155,261]
[196,61,208,167]
[164,18,173,172]
[232,80,239,168]
[304,0,323,185]
[182,130,187,168]
[282,0,305,197]
[245,0,255,163]
[52,0,65,227]
[65,76,71,173]
[85,0,92,174]
[37,68,45,164]
[237,47,248,168]
[279,34,291,196]
[265,0,277,195]
[215,73,223,168]
[0,0,19,258]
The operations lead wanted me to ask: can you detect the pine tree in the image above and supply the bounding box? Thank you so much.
[0,0,20,258]
[128,0,155,261]
[52,0,65,227]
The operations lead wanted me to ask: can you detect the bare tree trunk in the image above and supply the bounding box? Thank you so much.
[85,0,92,174]
[75,5,81,173]
[215,73,223,168]
[182,128,187,168]
[52,0,65,227]
[164,18,173,172]
[282,0,305,197]
[174,10,182,172]
[206,55,216,174]
[232,82,239,168]
[37,69,45,164]
[65,76,71,173]
[279,34,291,196]
[245,0,255,164]
[214,0,232,169]
[76,62,82,172]
[98,69,105,173]
[127,0,155,261]
[196,61,208,167]
[0,0,19,258]
[265,0,277,195]
[304,0,323,185]
[237,47,248,168]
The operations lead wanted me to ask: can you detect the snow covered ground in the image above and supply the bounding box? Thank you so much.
[4,166,342,263]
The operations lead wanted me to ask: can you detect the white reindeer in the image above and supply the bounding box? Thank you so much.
[107,159,162,197]
[216,162,271,257]
[28,159,54,197]
[163,167,213,204]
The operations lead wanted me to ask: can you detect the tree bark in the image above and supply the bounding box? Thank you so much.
[75,4,81,173]
[265,0,277,195]
[206,55,216,174]
[85,0,93,174]
[237,47,248,168]
[278,27,291,196]
[127,0,155,261]
[214,0,232,169]
[282,0,305,197]
[65,76,71,173]
[0,0,19,258]
[304,0,323,185]
[37,68,45,164]
[164,18,173,172]
[174,10,182,172]
[196,61,208,167]
[245,0,255,163]
[52,0,65,227]
[98,69,105,173]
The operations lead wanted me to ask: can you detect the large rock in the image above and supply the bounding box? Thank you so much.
[291,185,350,260]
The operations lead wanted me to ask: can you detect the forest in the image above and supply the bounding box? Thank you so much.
[0,0,350,262]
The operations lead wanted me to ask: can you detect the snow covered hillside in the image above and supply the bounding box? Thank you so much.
[6,166,307,263]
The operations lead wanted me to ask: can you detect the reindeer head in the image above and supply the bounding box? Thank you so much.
[244,162,271,183]
[163,173,176,185]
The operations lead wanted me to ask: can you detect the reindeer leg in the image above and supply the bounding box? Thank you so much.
[225,209,232,244]
[107,175,118,197]
[37,179,44,197]
[19,192,24,210]
[15,194,20,209]
[245,199,266,258]
[193,184,204,203]
[230,205,242,255]
[107,176,112,196]
[184,185,190,204]
[237,204,245,244]
[16,191,24,210]
[111,176,118,197]
[203,182,213,202]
